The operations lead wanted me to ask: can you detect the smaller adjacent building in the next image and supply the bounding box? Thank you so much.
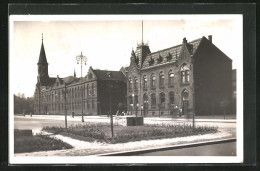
[34,38,126,115]
[125,35,233,117]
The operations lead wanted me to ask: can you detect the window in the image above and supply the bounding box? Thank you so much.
[87,100,89,109]
[151,93,156,108]
[143,75,147,89]
[134,95,138,107]
[89,84,92,96]
[168,70,174,86]
[159,72,164,87]
[83,86,85,98]
[92,83,95,96]
[86,85,89,97]
[160,93,165,108]
[129,78,132,90]
[169,91,175,104]
[180,64,190,83]
[92,100,94,108]
[134,77,138,90]
[151,74,156,88]
[129,96,133,107]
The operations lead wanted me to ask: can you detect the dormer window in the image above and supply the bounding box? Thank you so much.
[148,57,154,66]
[88,73,93,79]
[107,72,111,78]
[166,52,172,61]
[157,55,163,63]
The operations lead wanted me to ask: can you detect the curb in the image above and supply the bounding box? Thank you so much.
[100,138,236,156]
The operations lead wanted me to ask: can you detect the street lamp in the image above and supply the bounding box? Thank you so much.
[62,83,68,129]
[76,52,87,122]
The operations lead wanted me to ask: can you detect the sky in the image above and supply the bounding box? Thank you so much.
[10,15,242,98]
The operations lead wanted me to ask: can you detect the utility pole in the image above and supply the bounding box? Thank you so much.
[191,55,195,131]
[109,81,114,137]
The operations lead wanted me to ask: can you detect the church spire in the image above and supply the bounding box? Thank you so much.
[38,33,48,64]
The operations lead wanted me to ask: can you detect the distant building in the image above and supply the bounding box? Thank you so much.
[34,37,126,115]
[126,36,233,116]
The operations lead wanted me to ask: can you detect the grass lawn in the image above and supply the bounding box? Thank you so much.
[14,134,73,153]
[43,123,218,144]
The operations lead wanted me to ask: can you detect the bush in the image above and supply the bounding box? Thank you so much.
[14,134,73,153]
[43,123,218,144]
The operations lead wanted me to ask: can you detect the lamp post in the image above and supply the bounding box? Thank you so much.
[62,83,68,129]
[76,52,87,122]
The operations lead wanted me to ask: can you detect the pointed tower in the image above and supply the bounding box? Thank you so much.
[135,21,151,68]
[37,34,49,86]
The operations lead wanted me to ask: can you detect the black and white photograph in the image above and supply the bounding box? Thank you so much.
[9,14,243,164]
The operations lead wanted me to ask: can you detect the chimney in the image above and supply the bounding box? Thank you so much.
[208,35,212,43]
[183,37,187,44]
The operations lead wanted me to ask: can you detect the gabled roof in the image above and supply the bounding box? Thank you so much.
[142,37,203,68]
[38,41,48,64]
[92,70,126,81]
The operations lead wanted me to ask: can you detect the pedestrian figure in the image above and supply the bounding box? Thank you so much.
[30,112,32,117]
[179,108,182,117]
[72,111,74,118]
[107,112,109,118]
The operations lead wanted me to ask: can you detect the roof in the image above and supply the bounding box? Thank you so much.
[142,37,203,68]
[38,41,48,64]
[92,70,126,81]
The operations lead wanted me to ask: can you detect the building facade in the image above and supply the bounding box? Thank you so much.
[126,36,233,117]
[34,38,126,115]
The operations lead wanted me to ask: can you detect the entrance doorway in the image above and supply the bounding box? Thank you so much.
[181,89,189,116]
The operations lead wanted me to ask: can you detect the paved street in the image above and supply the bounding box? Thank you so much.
[135,142,236,156]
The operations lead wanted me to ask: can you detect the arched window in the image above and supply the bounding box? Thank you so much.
[169,91,175,104]
[134,76,138,90]
[180,64,190,83]
[159,71,164,87]
[128,78,132,90]
[92,83,95,96]
[151,73,156,88]
[143,75,147,89]
[151,93,156,108]
[160,92,165,108]
[168,69,174,86]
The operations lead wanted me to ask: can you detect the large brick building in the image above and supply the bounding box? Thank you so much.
[34,37,126,116]
[126,36,233,116]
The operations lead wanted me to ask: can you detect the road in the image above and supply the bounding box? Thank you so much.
[14,115,236,130]
[135,142,236,156]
